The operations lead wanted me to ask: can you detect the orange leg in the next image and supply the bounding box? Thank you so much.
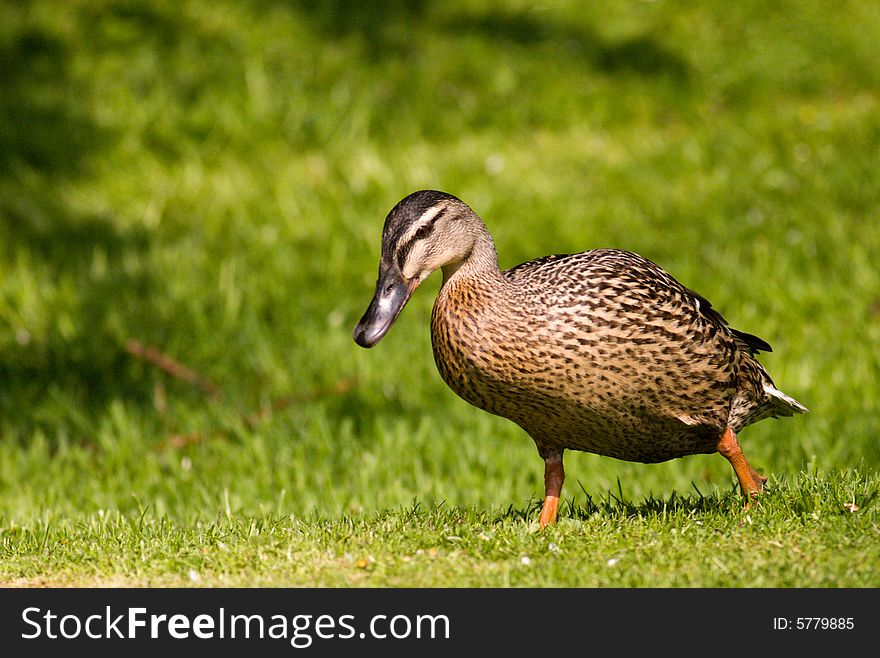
[717,426,766,508]
[538,451,565,528]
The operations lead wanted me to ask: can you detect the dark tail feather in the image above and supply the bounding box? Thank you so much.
[684,287,772,354]
[731,328,773,354]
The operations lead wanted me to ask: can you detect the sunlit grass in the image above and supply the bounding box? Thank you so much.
[2,469,877,587]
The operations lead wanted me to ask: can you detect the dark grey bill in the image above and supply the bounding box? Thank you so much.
[353,265,418,348]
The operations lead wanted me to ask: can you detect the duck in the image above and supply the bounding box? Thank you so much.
[353,190,807,527]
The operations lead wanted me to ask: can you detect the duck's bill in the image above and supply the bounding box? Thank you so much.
[352,266,419,348]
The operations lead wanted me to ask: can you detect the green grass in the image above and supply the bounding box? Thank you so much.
[1,0,879,587]
[3,471,878,587]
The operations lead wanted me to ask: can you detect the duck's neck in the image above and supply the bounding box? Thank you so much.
[440,224,503,285]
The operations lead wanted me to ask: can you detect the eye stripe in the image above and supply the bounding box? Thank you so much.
[396,241,411,270]
[415,207,446,239]
[394,205,450,270]
[397,205,446,245]
[427,207,447,227]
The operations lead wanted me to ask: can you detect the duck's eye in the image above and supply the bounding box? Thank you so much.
[414,224,430,239]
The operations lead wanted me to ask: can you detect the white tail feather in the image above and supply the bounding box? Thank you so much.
[763,383,809,416]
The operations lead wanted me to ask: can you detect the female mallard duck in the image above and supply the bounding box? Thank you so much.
[353,190,807,526]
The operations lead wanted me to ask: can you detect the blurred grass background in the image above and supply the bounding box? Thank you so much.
[0,0,878,540]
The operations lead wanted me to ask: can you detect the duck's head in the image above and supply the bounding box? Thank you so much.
[353,190,490,348]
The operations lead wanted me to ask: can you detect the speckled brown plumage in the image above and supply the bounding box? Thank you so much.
[354,190,807,525]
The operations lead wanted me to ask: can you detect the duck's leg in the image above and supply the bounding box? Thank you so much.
[538,449,565,528]
[717,426,766,507]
